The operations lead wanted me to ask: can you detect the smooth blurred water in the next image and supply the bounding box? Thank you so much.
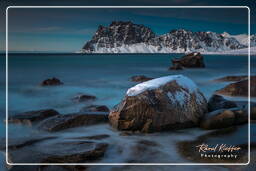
[0,53,254,167]
[0,54,255,137]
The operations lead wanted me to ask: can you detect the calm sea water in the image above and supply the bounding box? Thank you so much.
[0,54,254,167]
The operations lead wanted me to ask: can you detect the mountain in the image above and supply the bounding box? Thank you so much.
[221,32,256,47]
[81,21,253,53]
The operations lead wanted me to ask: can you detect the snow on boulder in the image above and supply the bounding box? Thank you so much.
[109,75,208,133]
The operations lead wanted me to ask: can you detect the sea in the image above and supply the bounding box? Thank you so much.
[0,53,255,169]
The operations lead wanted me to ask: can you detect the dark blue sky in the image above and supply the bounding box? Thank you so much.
[0,0,255,52]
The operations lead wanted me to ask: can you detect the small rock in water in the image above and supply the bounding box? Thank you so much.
[71,94,96,103]
[130,75,153,82]
[200,108,248,130]
[169,63,183,70]
[208,94,237,112]
[169,52,205,70]
[7,137,108,164]
[8,109,60,126]
[109,75,208,133]
[38,112,108,132]
[80,105,109,112]
[40,77,63,86]
[215,77,256,97]
[213,75,251,82]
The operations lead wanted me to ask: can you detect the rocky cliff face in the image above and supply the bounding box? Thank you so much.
[81,21,249,53]
[82,21,155,52]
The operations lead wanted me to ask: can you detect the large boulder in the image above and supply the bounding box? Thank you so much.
[109,75,208,133]
[200,108,248,130]
[215,77,256,97]
[8,109,60,126]
[208,94,237,112]
[130,75,153,82]
[38,112,108,132]
[169,52,205,70]
[40,77,63,86]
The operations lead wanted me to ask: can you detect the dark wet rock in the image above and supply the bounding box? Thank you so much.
[109,75,208,133]
[130,75,153,82]
[42,142,108,163]
[7,138,108,164]
[213,75,252,82]
[200,108,248,130]
[169,63,183,70]
[177,124,250,163]
[38,113,108,132]
[215,77,256,97]
[0,136,57,151]
[40,77,63,86]
[208,94,237,112]
[170,52,205,70]
[80,105,109,113]
[68,134,110,140]
[8,109,60,126]
[71,94,96,103]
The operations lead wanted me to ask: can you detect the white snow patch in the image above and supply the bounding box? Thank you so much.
[167,91,188,106]
[126,75,198,96]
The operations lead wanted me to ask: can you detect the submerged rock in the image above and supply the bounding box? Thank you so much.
[109,75,208,133]
[38,112,108,132]
[200,108,248,130]
[40,77,63,86]
[177,124,250,163]
[8,109,60,126]
[169,52,205,70]
[7,138,108,164]
[213,75,251,82]
[215,77,256,97]
[71,94,96,103]
[130,75,153,82]
[208,94,237,112]
[80,105,109,112]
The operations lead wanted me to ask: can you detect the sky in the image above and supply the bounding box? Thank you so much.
[0,0,255,52]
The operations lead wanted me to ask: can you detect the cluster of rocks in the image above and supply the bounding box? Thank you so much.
[4,74,254,167]
[109,75,254,133]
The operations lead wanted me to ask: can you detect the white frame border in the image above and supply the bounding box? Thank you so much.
[5,5,251,166]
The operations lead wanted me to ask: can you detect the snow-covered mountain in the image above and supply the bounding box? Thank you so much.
[81,21,254,53]
[221,32,256,47]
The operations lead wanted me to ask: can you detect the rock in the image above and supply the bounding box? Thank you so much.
[213,75,252,82]
[80,105,109,113]
[109,75,208,133]
[170,52,205,70]
[177,124,250,163]
[40,77,63,86]
[0,136,57,151]
[7,138,108,164]
[38,113,108,132]
[208,94,237,112]
[8,109,60,126]
[215,77,256,97]
[169,63,183,70]
[200,108,248,130]
[130,75,153,82]
[71,94,96,103]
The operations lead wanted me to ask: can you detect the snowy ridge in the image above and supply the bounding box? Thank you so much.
[81,21,256,54]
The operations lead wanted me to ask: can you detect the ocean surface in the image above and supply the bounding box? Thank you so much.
[0,53,255,168]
